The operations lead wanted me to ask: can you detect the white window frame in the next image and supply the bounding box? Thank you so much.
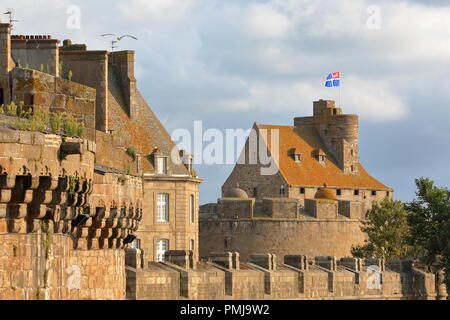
[156,157,167,174]
[156,239,169,262]
[156,193,169,222]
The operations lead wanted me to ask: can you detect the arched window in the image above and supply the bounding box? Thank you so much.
[156,239,169,262]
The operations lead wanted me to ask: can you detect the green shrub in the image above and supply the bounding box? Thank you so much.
[68,176,76,195]
[29,107,49,131]
[5,102,18,116]
[76,121,85,137]
[63,113,78,136]
[50,112,64,133]
[126,147,137,158]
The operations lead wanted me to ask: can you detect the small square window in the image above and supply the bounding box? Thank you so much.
[354,190,359,196]
[337,189,342,196]
[371,190,377,196]
[300,187,305,194]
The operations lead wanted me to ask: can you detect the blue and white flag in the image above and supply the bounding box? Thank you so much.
[325,72,340,87]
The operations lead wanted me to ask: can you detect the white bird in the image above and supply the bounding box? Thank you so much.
[100,34,138,41]
[100,34,137,51]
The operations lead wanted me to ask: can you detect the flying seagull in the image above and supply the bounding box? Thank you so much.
[3,8,19,27]
[100,33,138,52]
[100,33,138,41]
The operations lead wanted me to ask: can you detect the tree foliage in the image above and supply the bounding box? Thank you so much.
[406,177,450,286]
[351,198,412,260]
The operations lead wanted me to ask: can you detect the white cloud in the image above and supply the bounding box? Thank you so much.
[340,76,408,121]
[211,75,407,122]
[117,0,193,25]
[244,3,292,39]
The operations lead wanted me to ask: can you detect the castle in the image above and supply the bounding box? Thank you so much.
[199,100,392,260]
[0,20,447,300]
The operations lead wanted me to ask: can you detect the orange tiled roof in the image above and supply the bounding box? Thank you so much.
[256,124,390,190]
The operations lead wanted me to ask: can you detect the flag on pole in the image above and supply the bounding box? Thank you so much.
[325,72,340,87]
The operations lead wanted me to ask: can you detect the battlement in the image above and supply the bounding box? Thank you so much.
[204,195,364,220]
[0,125,143,299]
[11,35,53,40]
[126,249,445,300]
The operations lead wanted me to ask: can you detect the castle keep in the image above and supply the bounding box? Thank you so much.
[0,21,446,300]
[199,100,392,260]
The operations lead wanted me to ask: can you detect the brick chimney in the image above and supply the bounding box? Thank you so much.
[0,21,14,105]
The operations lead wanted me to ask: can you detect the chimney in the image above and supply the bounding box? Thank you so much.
[109,50,137,119]
[0,22,14,105]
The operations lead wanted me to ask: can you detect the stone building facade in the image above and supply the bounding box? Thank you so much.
[200,101,393,261]
[0,20,200,299]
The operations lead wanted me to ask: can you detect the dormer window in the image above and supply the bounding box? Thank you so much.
[313,148,326,164]
[292,149,301,163]
[156,157,167,174]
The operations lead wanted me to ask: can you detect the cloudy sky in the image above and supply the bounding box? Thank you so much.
[4,0,450,204]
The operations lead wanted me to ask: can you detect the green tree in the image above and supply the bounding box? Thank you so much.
[406,177,450,287]
[351,198,412,260]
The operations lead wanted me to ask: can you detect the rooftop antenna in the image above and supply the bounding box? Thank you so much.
[100,33,138,52]
[3,8,19,29]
